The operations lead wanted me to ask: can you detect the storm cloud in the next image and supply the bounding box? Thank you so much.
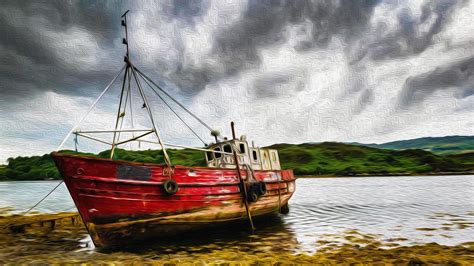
[1,0,466,96]
[252,70,307,98]
[0,0,124,99]
[173,0,380,91]
[400,56,474,106]
[0,0,473,162]
[361,0,465,62]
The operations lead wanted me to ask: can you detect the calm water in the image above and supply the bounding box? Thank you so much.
[1,175,473,253]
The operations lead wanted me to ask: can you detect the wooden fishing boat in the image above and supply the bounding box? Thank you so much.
[51,11,296,248]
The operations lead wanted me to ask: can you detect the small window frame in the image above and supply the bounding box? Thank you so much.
[214,147,222,158]
[223,144,232,154]
[206,151,214,161]
[239,143,246,154]
[252,150,258,162]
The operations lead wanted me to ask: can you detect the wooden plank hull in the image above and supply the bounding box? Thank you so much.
[51,152,296,248]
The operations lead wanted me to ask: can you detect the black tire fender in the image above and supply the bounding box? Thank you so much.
[258,181,267,196]
[163,179,179,195]
[247,185,259,203]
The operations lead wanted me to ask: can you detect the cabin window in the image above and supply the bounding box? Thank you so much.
[252,150,258,161]
[223,144,232,154]
[214,147,222,158]
[206,151,214,161]
[239,143,246,154]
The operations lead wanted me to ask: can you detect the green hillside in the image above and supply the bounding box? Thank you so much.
[0,148,204,181]
[446,152,474,167]
[270,142,474,176]
[362,136,474,155]
[1,143,473,181]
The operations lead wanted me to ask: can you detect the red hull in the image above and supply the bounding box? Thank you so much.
[52,152,296,247]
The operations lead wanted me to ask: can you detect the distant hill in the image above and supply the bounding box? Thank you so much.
[359,136,474,155]
[1,142,473,181]
[269,142,474,176]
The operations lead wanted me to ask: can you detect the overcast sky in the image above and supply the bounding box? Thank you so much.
[0,0,473,163]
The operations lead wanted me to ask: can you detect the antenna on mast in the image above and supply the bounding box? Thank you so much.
[111,10,132,159]
[121,10,131,65]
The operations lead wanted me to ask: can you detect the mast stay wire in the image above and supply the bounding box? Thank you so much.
[116,70,133,145]
[2,66,126,232]
[132,66,214,132]
[137,70,207,146]
[57,65,127,151]
[4,12,214,232]
[127,66,135,149]
[130,67,172,166]
[110,66,130,158]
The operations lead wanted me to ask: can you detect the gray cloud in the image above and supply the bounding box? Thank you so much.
[252,71,306,98]
[399,56,474,107]
[169,0,380,92]
[0,0,125,100]
[353,89,374,115]
[162,0,210,24]
[218,0,379,69]
[1,0,461,101]
[0,0,216,101]
[2,0,469,103]
[357,0,464,62]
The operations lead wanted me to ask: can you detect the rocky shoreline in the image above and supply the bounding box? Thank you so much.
[1,212,473,265]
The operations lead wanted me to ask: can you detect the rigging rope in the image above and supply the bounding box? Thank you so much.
[57,65,126,151]
[5,65,215,231]
[1,66,127,232]
[137,70,207,145]
[133,66,214,132]
[130,67,172,166]
[1,180,64,232]
[110,67,130,159]
[127,66,135,149]
[116,69,133,145]
[74,133,78,152]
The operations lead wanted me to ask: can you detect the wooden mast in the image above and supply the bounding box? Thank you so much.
[110,10,172,166]
[110,10,131,159]
[231,121,255,231]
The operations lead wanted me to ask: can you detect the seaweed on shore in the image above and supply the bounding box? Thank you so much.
[1,212,473,265]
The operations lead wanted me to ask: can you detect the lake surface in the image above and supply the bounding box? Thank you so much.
[1,175,473,254]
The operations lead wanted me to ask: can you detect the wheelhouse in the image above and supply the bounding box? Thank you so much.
[205,137,281,171]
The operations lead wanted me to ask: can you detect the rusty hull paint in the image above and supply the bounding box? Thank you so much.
[51,152,296,248]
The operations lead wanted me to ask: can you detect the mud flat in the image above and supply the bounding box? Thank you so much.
[1,212,473,265]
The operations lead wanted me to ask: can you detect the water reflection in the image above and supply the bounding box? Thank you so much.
[104,215,299,256]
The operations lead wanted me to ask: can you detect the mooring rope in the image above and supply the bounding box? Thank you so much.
[1,181,64,231]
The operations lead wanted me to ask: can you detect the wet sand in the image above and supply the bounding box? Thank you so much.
[1,212,473,265]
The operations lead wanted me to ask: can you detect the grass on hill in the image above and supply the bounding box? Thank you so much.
[364,136,474,155]
[270,142,474,176]
[1,143,473,181]
[1,148,205,181]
